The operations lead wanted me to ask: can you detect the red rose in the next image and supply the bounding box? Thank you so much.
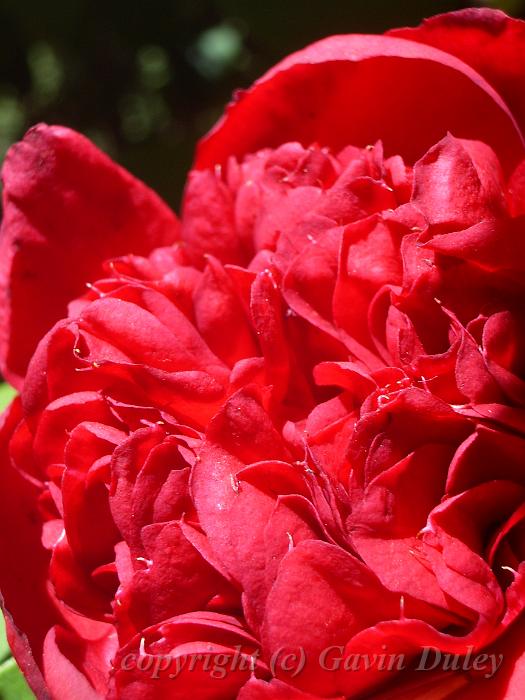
[2,7,525,699]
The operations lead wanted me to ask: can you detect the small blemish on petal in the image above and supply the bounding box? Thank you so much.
[230,473,240,494]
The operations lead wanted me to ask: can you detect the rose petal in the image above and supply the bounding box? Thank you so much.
[390,8,525,136]
[196,34,523,173]
[0,399,61,676]
[0,125,179,386]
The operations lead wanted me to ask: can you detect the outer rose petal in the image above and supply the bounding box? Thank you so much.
[390,9,525,137]
[195,34,524,173]
[1,600,49,700]
[0,124,179,387]
[0,399,57,695]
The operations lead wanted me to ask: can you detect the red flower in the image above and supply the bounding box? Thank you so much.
[2,8,525,699]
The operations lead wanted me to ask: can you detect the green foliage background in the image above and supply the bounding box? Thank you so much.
[0,0,522,697]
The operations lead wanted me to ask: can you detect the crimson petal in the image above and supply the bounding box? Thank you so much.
[0,125,179,386]
[195,34,523,173]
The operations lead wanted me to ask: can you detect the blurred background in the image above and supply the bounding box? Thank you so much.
[0,0,524,697]
[0,0,523,209]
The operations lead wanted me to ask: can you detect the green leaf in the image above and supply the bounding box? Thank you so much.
[0,385,16,412]
[0,615,9,663]
[0,657,34,700]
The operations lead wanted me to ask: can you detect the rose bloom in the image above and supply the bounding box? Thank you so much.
[2,7,525,699]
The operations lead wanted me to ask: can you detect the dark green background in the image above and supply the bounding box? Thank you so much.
[0,1,522,697]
